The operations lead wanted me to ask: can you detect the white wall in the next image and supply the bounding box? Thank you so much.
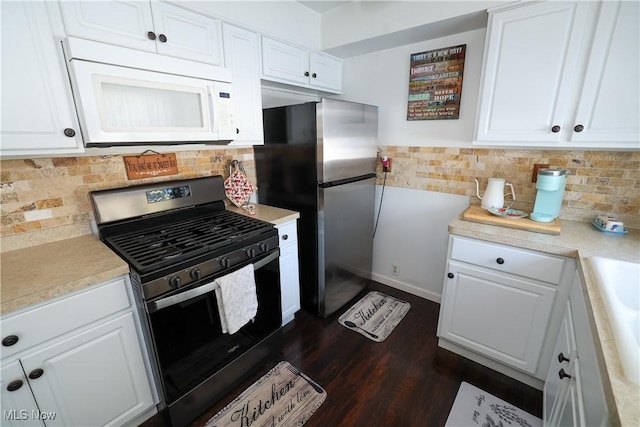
[334,28,487,299]
[373,186,469,301]
[322,1,499,52]
[338,28,486,147]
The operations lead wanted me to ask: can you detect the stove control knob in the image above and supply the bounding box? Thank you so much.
[259,242,269,253]
[220,257,231,268]
[190,268,202,280]
[169,275,182,289]
[246,248,256,258]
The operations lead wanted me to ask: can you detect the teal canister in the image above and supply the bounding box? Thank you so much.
[530,168,568,223]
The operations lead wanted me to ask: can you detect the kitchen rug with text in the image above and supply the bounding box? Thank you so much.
[204,361,326,427]
[445,382,542,427]
[338,291,411,342]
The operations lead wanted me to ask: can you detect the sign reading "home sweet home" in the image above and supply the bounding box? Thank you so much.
[123,153,179,180]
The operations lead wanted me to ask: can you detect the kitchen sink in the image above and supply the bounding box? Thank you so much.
[588,256,639,384]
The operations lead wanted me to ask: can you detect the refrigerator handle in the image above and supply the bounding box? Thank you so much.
[318,173,376,189]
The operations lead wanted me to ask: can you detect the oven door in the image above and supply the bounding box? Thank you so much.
[145,249,281,405]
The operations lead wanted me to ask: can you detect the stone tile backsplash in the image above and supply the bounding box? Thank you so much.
[1,149,255,252]
[1,147,638,252]
[377,147,639,228]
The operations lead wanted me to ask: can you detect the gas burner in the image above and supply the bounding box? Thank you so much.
[162,251,184,260]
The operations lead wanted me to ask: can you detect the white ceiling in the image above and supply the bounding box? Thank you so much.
[296,1,352,13]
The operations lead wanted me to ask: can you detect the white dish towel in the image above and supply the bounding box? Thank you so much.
[214,264,258,334]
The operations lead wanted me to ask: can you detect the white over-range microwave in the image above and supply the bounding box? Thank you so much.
[63,37,236,147]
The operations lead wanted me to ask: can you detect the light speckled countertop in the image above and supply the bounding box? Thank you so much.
[448,215,639,427]
[0,204,299,317]
[0,234,129,316]
[225,202,300,225]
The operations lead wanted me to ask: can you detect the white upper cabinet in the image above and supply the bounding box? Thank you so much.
[58,0,224,66]
[308,51,343,93]
[223,23,264,145]
[261,36,343,94]
[571,1,639,145]
[474,1,639,149]
[0,1,84,157]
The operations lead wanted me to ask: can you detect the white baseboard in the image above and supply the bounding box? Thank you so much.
[371,273,442,304]
[438,338,544,390]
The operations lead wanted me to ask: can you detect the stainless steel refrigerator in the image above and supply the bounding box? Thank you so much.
[255,98,378,318]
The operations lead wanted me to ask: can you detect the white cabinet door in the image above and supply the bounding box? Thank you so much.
[59,1,223,65]
[476,0,638,148]
[0,360,43,427]
[261,36,343,94]
[0,1,84,156]
[309,51,343,93]
[544,273,610,427]
[438,261,556,373]
[262,36,310,86]
[569,274,609,426]
[553,358,583,427]
[276,220,300,325]
[571,0,639,145]
[544,301,579,426]
[58,0,155,52]
[223,23,264,144]
[19,312,154,427]
[280,243,301,325]
[475,1,591,144]
[151,2,224,66]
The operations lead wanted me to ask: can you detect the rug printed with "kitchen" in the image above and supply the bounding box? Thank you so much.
[204,361,326,427]
[338,291,411,342]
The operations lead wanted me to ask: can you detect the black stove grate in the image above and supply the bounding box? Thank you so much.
[105,210,273,273]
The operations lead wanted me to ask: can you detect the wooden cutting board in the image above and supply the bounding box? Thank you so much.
[461,205,561,235]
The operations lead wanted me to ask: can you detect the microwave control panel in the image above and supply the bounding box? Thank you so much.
[214,82,236,139]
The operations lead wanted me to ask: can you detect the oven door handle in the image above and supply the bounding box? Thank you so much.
[151,250,279,312]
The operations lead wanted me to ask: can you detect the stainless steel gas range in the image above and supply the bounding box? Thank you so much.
[90,176,283,426]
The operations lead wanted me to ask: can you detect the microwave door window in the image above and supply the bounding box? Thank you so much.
[99,83,205,131]
[91,75,211,134]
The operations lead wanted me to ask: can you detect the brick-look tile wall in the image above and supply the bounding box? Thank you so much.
[1,147,638,252]
[0,149,256,250]
[376,147,640,228]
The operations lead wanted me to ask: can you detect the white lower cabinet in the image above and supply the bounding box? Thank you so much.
[544,301,581,426]
[437,236,575,386]
[544,273,609,427]
[276,220,300,325]
[438,261,556,374]
[0,277,156,427]
[0,360,41,427]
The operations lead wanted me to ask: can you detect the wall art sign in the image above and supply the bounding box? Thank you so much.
[407,44,466,120]
[123,152,178,180]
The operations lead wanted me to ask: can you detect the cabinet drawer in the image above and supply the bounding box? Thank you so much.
[276,221,298,248]
[0,277,131,359]
[450,236,567,284]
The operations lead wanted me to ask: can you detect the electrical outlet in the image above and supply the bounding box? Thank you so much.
[532,163,549,182]
[382,156,392,173]
[392,264,400,276]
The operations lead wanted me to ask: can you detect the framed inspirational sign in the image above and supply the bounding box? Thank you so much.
[407,44,466,120]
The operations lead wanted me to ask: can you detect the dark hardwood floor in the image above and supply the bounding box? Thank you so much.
[141,282,543,426]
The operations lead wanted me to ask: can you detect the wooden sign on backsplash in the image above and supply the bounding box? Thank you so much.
[123,152,179,180]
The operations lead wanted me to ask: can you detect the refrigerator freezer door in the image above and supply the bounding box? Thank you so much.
[317,99,378,184]
[317,176,375,317]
